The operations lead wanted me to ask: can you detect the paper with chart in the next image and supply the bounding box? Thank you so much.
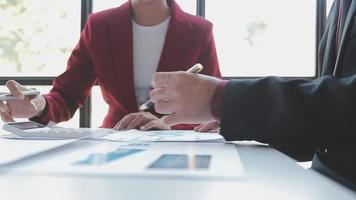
[0,138,76,165]
[12,142,244,179]
[102,130,224,142]
[0,129,223,166]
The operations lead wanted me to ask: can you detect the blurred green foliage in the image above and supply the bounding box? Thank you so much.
[0,0,79,75]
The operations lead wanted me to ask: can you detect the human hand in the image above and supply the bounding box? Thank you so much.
[150,71,221,126]
[140,118,171,131]
[114,112,170,131]
[194,121,220,133]
[0,80,46,122]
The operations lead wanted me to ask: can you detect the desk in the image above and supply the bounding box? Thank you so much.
[0,140,355,200]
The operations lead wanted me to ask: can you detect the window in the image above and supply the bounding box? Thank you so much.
[327,0,334,14]
[93,0,127,12]
[91,86,108,128]
[206,0,316,77]
[93,0,196,15]
[0,0,81,76]
[0,0,327,128]
[174,0,196,15]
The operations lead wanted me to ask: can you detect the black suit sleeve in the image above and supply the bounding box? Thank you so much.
[220,75,356,147]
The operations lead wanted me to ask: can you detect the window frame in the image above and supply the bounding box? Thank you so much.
[0,0,327,127]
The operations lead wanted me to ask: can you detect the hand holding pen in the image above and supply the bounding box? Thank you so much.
[0,80,45,122]
[149,66,222,126]
[114,64,205,131]
[139,63,204,111]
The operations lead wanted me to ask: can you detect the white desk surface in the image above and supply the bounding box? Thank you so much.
[0,140,355,200]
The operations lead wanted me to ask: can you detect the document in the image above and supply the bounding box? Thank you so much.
[13,142,245,179]
[148,154,211,169]
[102,130,224,142]
[0,137,76,165]
[2,124,224,142]
[0,129,223,167]
[74,148,145,165]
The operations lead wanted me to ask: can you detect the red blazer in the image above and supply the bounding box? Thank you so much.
[33,0,221,128]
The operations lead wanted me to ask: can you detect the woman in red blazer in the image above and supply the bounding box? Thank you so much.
[0,0,220,130]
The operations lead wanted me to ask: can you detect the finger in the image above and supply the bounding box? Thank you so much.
[149,87,171,103]
[6,80,27,100]
[0,101,10,115]
[114,115,130,130]
[195,124,210,132]
[113,122,120,130]
[140,119,170,131]
[196,122,219,132]
[126,112,158,130]
[126,115,146,130]
[30,97,45,111]
[194,124,204,131]
[140,120,158,131]
[0,101,6,113]
[151,72,178,88]
[114,122,124,130]
[117,114,138,130]
[203,121,220,132]
[0,111,14,122]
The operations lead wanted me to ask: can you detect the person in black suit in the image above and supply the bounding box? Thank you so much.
[149,0,356,190]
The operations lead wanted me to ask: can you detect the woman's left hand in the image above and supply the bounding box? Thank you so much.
[194,121,220,133]
[114,112,170,131]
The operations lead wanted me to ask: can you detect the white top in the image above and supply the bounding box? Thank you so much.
[132,17,170,106]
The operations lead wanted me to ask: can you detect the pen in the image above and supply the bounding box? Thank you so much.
[0,88,40,101]
[138,63,204,111]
